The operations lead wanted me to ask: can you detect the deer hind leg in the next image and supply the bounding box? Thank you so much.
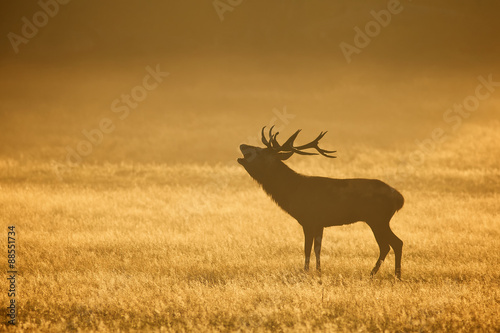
[387,228,403,279]
[369,225,391,278]
[314,227,324,272]
[303,227,314,271]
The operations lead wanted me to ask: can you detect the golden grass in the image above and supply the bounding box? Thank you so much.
[1,131,499,332]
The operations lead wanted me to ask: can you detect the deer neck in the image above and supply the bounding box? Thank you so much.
[255,162,301,208]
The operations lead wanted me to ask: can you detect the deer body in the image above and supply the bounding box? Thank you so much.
[238,127,404,278]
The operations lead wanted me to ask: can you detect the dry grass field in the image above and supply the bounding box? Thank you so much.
[0,122,499,332]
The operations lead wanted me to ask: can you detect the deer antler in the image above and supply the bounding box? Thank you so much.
[293,131,337,158]
[261,126,336,158]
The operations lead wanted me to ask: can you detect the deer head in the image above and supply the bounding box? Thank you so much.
[237,126,336,176]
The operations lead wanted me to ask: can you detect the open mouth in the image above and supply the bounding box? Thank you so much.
[237,144,252,164]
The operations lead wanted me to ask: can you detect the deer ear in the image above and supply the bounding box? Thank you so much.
[277,151,294,160]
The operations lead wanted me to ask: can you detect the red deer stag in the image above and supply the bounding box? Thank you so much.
[237,126,404,279]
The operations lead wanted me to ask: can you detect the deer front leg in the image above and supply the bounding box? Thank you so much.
[314,227,324,272]
[303,227,314,271]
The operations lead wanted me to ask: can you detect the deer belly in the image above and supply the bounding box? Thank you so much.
[292,195,391,227]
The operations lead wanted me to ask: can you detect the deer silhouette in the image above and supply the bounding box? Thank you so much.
[237,126,404,279]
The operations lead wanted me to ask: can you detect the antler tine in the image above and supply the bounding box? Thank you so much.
[316,149,337,158]
[261,126,271,148]
[271,133,281,149]
[294,132,324,150]
[314,132,337,154]
[268,126,276,144]
[268,126,282,149]
[280,129,301,150]
[294,131,337,158]
[279,129,319,155]
[291,149,318,156]
[270,128,305,152]
[262,125,284,149]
